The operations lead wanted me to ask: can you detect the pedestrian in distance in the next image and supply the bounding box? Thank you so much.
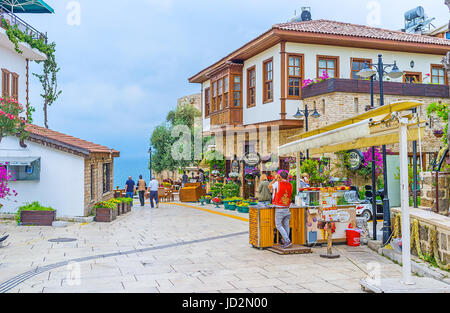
[258,174,272,205]
[137,175,147,207]
[269,171,293,249]
[182,171,188,188]
[125,176,135,207]
[149,176,159,208]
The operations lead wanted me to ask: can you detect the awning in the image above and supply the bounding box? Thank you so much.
[279,119,372,155]
[0,157,39,166]
[0,0,54,13]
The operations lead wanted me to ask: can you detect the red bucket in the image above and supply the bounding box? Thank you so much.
[346,229,361,247]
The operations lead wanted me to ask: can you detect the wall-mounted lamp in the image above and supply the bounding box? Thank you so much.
[410,60,415,68]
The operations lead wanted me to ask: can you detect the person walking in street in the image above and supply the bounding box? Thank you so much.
[269,171,293,249]
[149,176,159,208]
[137,175,147,207]
[258,174,272,205]
[125,176,135,207]
[182,171,188,188]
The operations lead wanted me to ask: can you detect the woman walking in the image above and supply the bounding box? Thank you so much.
[258,174,272,205]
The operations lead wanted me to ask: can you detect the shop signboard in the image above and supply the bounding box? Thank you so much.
[243,152,261,167]
[347,149,364,171]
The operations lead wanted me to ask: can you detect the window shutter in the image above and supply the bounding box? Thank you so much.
[2,69,10,98]
[11,73,19,100]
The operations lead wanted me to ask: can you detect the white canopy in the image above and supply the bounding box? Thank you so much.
[278,119,372,155]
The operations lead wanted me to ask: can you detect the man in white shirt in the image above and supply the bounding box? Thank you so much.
[148,176,159,208]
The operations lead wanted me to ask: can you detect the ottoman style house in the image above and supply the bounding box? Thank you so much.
[189,19,450,197]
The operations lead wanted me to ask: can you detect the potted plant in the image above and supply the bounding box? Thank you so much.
[199,196,206,206]
[433,129,444,138]
[205,195,212,204]
[213,197,221,208]
[95,201,117,222]
[16,202,56,226]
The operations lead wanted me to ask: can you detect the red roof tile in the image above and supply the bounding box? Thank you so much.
[25,124,120,157]
[274,20,450,46]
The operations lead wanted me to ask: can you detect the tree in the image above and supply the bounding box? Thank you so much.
[150,125,177,174]
[149,105,202,173]
[33,43,62,129]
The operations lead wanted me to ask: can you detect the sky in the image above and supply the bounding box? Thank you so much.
[19,0,450,183]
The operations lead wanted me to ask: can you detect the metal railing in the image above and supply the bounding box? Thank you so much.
[0,4,47,44]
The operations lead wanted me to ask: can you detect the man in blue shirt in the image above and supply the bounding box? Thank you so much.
[125,176,135,206]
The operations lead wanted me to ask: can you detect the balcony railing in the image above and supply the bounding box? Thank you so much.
[0,4,47,44]
[301,78,449,99]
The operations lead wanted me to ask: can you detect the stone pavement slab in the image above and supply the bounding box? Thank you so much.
[0,202,410,293]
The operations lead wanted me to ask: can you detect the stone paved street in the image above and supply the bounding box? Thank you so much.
[0,201,404,293]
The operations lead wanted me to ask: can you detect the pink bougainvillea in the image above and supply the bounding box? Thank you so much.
[0,163,17,200]
[0,97,26,142]
[362,147,384,175]
[302,72,330,89]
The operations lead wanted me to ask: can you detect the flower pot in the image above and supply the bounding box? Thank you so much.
[96,207,116,223]
[228,204,236,211]
[20,210,56,226]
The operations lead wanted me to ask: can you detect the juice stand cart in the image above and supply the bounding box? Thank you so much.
[299,187,357,246]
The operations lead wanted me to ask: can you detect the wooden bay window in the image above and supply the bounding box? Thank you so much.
[247,66,256,108]
[287,54,303,99]
[263,58,273,103]
[404,72,422,84]
[430,64,447,85]
[233,75,242,107]
[204,87,210,117]
[351,58,372,80]
[317,55,339,78]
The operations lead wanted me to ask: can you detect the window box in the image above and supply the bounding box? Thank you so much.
[95,207,116,223]
[20,210,55,226]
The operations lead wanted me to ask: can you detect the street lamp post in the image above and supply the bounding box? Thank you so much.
[293,104,321,159]
[358,54,404,245]
[148,147,153,181]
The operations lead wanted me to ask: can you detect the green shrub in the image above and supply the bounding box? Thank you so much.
[15,202,54,223]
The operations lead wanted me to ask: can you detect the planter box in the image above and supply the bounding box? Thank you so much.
[96,207,116,223]
[116,203,121,216]
[20,210,56,226]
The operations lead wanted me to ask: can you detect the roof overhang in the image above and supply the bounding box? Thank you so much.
[189,27,450,84]
[0,28,47,60]
[279,100,426,156]
[0,156,39,166]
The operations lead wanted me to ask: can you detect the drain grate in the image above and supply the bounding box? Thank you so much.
[48,238,77,243]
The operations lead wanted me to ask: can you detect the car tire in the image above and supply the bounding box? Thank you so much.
[362,210,372,221]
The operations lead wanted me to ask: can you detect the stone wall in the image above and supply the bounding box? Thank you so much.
[392,208,450,266]
[84,154,115,217]
[421,171,450,216]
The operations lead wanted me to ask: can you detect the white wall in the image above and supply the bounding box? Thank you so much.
[0,45,28,106]
[0,136,85,218]
[243,44,281,125]
[202,80,211,132]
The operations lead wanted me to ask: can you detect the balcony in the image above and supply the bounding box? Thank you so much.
[0,4,47,44]
[301,78,449,99]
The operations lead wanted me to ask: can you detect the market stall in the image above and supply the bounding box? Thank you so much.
[179,183,206,202]
[279,100,426,283]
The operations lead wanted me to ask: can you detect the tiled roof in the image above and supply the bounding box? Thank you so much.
[273,19,450,46]
[25,124,120,157]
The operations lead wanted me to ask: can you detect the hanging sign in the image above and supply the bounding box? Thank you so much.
[243,152,261,167]
[347,149,364,171]
[231,159,240,173]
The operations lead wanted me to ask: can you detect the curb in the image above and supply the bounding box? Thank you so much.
[368,239,450,284]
